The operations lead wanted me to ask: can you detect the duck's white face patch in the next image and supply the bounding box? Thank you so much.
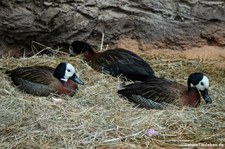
[193,76,209,91]
[61,63,76,82]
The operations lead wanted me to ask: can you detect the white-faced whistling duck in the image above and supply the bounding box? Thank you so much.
[6,62,84,96]
[118,72,212,109]
[69,41,155,81]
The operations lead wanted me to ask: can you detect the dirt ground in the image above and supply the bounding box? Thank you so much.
[116,38,225,61]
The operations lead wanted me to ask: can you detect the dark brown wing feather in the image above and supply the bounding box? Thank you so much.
[8,66,56,85]
[33,66,55,73]
[118,77,186,108]
[7,66,58,96]
[91,48,155,81]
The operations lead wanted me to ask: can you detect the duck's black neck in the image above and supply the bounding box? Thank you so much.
[188,84,191,91]
[71,41,95,55]
[82,45,95,54]
[85,48,95,54]
[187,76,193,91]
[187,82,199,94]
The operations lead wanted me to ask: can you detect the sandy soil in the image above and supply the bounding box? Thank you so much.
[115,38,225,69]
[116,38,225,59]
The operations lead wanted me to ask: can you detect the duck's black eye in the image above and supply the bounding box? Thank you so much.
[201,82,204,86]
[67,69,71,72]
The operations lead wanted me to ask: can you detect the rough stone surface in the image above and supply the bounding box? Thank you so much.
[0,0,225,51]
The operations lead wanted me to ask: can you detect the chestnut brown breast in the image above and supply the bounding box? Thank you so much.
[56,80,78,96]
[182,89,201,107]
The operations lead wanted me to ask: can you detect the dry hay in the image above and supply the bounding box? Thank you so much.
[0,49,225,149]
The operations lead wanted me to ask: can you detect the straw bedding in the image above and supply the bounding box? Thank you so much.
[0,49,224,148]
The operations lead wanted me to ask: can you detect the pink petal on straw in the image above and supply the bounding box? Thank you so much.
[145,129,159,137]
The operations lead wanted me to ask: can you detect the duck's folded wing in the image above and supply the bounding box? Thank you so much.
[118,78,181,105]
[8,67,56,85]
[33,66,55,73]
[94,49,155,78]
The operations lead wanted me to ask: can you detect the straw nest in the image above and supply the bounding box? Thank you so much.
[0,47,225,149]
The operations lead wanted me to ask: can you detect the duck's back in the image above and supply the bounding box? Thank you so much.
[7,66,58,96]
[91,48,155,81]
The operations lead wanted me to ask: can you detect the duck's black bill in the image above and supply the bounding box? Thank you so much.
[200,89,212,104]
[71,74,84,85]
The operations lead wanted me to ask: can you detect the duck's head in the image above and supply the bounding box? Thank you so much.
[187,72,212,104]
[69,41,94,56]
[54,62,84,85]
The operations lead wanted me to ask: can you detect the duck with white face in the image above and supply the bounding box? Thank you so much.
[7,62,84,96]
[118,72,212,110]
